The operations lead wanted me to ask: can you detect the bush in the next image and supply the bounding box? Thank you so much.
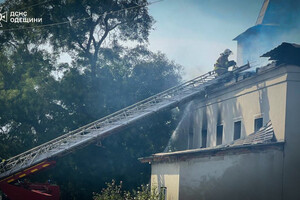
[93,180,164,200]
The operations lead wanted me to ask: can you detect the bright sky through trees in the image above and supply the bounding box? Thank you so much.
[148,0,264,79]
[0,0,264,79]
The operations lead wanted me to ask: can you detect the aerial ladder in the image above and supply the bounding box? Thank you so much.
[0,64,250,199]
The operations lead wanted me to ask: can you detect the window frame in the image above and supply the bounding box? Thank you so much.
[216,124,223,145]
[233,120,242,140]
[254,117,263,132]
[201,129,207,148]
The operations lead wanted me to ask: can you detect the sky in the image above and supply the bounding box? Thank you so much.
[147,0,264,79]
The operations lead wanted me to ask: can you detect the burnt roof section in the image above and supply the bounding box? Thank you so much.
[230,121,276,146]
[261,42,300,66]
[140,121,280,163]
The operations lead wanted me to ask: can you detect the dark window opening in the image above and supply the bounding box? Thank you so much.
[202,129,207,148]
[188,119,194,149]
[254,118,263,132]
[216,125,223,145]
[188,131,194,149]
[234,121,241,140]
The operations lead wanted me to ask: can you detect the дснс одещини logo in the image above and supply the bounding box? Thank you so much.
[0,7,8,27]
[0,7,42,28]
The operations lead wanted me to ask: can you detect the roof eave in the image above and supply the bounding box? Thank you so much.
[139,141,285,163]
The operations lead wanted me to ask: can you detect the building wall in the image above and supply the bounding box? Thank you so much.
[235,26,300,67]
[192,65,288,149]
[150,145,284,200]
[151,162,180,200]
[149,65,300,200]
[179,147,283,200]
[235,27,284,66]
[235,0,300,66]
[282,65,300,199]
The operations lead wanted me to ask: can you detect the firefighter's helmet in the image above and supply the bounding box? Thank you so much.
[223,49,232,56]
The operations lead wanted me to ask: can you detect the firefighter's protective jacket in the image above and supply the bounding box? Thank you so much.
[214,54,234,71]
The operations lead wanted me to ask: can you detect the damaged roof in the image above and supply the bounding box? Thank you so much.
[139,43,299,164]
[140,121,283,163]
[261,42,300,66]
[230,121,276,146]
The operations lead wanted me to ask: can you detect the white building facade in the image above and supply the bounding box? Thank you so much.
[141,63,300,200]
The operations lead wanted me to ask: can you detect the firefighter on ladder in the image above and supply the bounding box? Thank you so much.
[214,49,236,76]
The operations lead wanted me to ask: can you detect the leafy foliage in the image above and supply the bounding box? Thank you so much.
[33,47,181,200]
[0,47,63,156]
[1,0,154,76]
[93,180,164,200]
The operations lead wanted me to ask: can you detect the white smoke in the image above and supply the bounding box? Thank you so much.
[164,101,193,152]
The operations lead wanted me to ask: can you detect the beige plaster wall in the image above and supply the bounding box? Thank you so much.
[192,66,288,148]
[151,162,180,200]
[150,65,300,200]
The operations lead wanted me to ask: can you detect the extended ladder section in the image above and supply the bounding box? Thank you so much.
[0,64,250,179]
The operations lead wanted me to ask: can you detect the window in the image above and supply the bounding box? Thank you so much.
[201,129,207,148]
[216,125,223,145]
[188,119,194,149]
[188,131,194,149]
[234,121,241,140]
[254,118,263,132]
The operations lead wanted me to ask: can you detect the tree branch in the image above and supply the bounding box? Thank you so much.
[109,22,123,31]
[95,16,110,53]
[86,17,97,52]
[8,40,18,50]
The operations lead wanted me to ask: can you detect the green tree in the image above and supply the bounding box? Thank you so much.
[0,46,66,156]
[1,0,154,77]
[0,1,182,199]
[39,47,181,200]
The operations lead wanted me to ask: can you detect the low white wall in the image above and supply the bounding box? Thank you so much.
[179,147,283,200]
[151,162,180,200]
[151,145,284,200]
